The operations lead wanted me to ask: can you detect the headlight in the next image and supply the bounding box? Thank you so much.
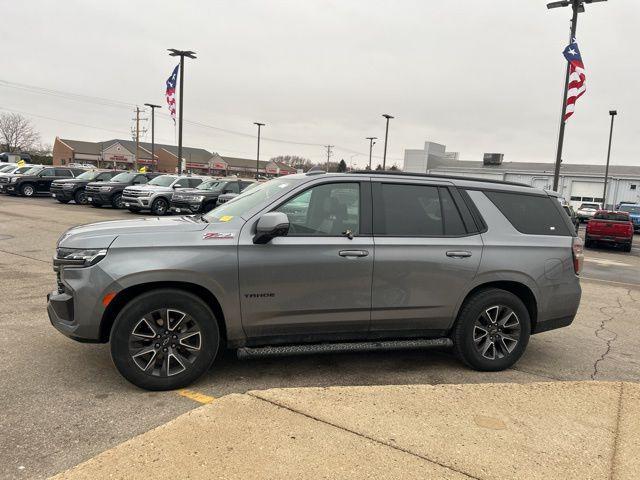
[100,186,113,192]
[10,177,18,183]
[54,248,108,269]
[184,195,204,202]
[136,191,151,196]
[62,183,74,190]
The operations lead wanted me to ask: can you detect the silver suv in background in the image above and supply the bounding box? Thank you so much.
[122,174,206,215]
[47,172,582,390]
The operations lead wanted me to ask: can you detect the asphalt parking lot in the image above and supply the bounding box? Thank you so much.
[1,195,639,480]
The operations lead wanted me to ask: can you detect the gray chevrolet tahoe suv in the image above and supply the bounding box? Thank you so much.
[47,172,583,390]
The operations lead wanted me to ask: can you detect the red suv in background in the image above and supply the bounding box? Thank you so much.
[585,210,634,252]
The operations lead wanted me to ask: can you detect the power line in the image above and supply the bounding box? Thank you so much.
[0,78,403,162]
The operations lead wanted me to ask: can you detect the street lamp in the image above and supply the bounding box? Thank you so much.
[168,48,197,173]
[254,122,265,179]
[382,114,394,170]
[144,103,161,170]
[366,137,377,170]
[602,110,617,209]
[548,0,607,192]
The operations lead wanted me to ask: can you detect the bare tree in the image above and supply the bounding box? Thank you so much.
[0,113,41,153]
[270,154,314,171]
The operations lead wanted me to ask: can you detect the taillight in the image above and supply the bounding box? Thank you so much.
[572,237,584,275]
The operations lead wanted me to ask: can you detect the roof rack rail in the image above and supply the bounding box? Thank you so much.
[347,170,531,188]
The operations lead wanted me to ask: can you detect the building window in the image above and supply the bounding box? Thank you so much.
[631,185,637,190]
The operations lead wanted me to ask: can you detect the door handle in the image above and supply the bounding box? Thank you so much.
[446,250,472,258]
[339,249,369,258]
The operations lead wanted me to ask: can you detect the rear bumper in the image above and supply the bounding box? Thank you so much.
[586,233,632,244]
[532,314,575,334]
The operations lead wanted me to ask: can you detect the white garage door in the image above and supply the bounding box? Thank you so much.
[570,181,604,207]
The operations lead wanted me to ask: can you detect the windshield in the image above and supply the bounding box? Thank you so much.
[23,166,43,175]
[16,166,32,174]
[148,175,177,187]
[619,205,640,214]
[0,165,15,173]
[110,172,137,183]
[203,177,304,222]
[579,203,600,209]
[74,170,101,181]
[197,180,225,191]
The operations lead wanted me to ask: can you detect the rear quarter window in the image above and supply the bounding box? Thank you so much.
[484,191,572,236]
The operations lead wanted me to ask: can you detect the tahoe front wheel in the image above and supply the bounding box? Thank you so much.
[110,289,220,390]
[20,184,35,197]
[453,289,530,372]
[151,197,169,216]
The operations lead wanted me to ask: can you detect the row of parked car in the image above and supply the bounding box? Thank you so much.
[0,163,258,215]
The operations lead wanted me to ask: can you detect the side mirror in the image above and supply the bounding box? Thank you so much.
[254,212,289,244]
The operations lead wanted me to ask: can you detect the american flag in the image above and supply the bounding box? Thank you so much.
[165,64,179,123]
[562,38,586,121]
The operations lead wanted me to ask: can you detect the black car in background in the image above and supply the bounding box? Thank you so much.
[86,171,162,208]
[5,166,85,197]
[170,178,255,214]
[50,169,119,205]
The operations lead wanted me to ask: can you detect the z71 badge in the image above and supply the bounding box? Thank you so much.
[203,232,234,240]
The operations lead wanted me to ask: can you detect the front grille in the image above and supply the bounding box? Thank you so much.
[123,189,149,198]
[85,185,100,193]
[0,177,9,184]
[217,197,229,204]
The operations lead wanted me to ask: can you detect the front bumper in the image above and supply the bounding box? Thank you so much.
[122,195,152,209]
[170,200,203,214]
[86,190,112,205]
[4,184,18,195]
[50,188,73,202]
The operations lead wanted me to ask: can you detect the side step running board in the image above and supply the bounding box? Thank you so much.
[237,338,453,360]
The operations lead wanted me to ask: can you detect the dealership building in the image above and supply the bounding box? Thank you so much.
[52,137,297,177]
[404,141,640,209]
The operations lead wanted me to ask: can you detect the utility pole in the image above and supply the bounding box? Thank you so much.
[602,110,617,208]
[168,49,197,173]
[134,107,141,171]
[382,114,394,170]
[366,137,377,170]
[325,145,334,172]
[548,0,608,191]
[144,103,161,171]
[254,122,265,179]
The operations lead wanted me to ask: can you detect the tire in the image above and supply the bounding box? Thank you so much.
[623,242,632,253]
[111,193,124,209]
[20,184,35,197]
[56,198,70,204]
[151,197,169,216]
[452,289,531,372]
[110,289,220,391]
[74,189,88,205]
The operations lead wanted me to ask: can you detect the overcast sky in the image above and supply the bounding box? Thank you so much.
[1,0,638,168]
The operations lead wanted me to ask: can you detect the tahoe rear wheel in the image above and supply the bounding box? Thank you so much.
[453,289,530,371]
[21,184,35,197]
[151,197,168,216]
[110,289,220,390]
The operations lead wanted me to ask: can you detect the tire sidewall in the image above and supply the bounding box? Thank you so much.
[111,193,123,209]
[21,184,35,197]
[74,189,88,205]
[151,197,168,216]
[454,289,531,371]
[110,289,220,391]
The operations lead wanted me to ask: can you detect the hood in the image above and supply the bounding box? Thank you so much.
[52,178,87,185]
[174,188,221,195]
[124,183,169,191]
[87,180,128,188]
[58,216,208,249]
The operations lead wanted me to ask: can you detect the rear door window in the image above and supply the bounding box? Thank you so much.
[55,168,72,177]
[40,168,55,176]
[485,191,571,236]
[188,178,202,188]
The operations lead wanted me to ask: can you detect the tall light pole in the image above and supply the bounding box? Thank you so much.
[144,103,161,171]
[168,48,197,173]
[548,0,607,192]
[254,122,265,179]
[602,110,617,208]
[382,114,394,170]
[366,137,377,170]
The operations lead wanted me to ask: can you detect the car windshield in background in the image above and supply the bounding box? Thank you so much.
[110,172,137,183]
[0,165,14,172]
[74,170,101,181]
[197,180,224,191]
[580,203,600,210]
[203,177,304,222]
[619,205,640,214]
[23,167,43,175]
[148,175,177,187]
[594,212,629,221]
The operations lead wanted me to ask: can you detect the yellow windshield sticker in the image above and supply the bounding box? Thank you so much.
[219,215,233,222]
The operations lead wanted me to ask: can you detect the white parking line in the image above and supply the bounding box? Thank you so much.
[583,258,632,267]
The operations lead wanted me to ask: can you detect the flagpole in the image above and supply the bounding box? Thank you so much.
[551,1,579,192]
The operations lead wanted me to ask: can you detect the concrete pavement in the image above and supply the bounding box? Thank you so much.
[53,381,639,480]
